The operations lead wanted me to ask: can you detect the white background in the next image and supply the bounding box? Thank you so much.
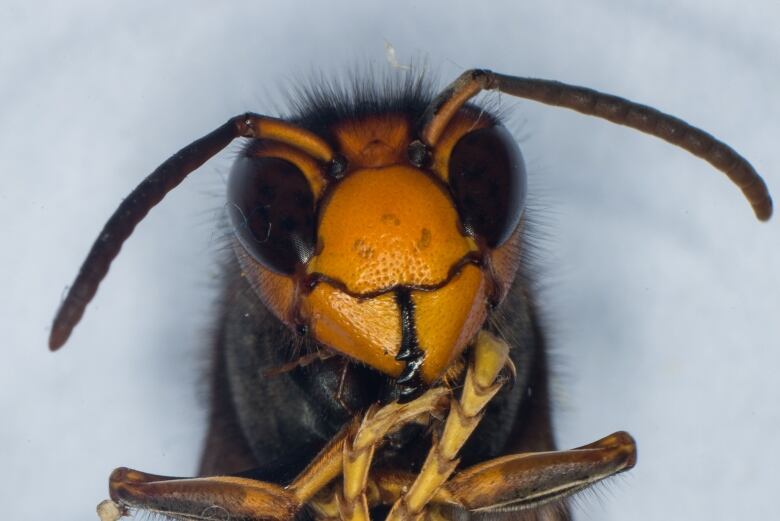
[2,1,779,520]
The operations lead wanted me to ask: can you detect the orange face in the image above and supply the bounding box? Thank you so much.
[231,110,525,389]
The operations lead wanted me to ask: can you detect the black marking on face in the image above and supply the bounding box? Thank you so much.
[394,288,425,402]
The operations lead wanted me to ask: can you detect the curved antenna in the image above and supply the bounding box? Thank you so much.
[49,114,336,351]
[420,70,773,222]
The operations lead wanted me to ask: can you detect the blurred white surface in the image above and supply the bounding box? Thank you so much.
[2,1,778,519]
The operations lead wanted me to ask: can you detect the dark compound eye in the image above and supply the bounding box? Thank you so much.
[228,155,316,274]
[448,125,527,248]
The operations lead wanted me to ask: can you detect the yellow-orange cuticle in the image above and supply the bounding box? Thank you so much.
[241,111,522,385]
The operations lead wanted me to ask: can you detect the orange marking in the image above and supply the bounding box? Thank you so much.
[309,165,473,294]
[413,265,487,383]
[422,73,487,147]
[238,110,518,384]
[252,117,334,163]
[487,222,524,303]
[247,141,326,198]
[430,109,492,183]
[235,245,297,328]
[300,264,487,384]
[303,284,403,377]
[332,115,411,168]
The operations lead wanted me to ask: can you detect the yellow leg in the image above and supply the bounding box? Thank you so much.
[307,485,342,521]
[338,404,378,521]
[312,431,636,516]
[285,388,449,521]
[442,431,637,513]
[288,387,448,510]
[105,467,300,521]
[99,390,448,521]
[337,388,450,521]
[386,330,510,521]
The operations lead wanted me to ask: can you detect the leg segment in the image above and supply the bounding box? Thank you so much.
[99,389,449,521]
[107,467,300,521]
[444,430,637,512]
[385,330,510,521]
[340,431,636,515]
[98,363,634,521]
[337,388,450,521]
[291,388,449,506]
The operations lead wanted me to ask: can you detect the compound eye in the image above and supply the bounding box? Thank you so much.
[228,155,316,274]
[448,125,527,248]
